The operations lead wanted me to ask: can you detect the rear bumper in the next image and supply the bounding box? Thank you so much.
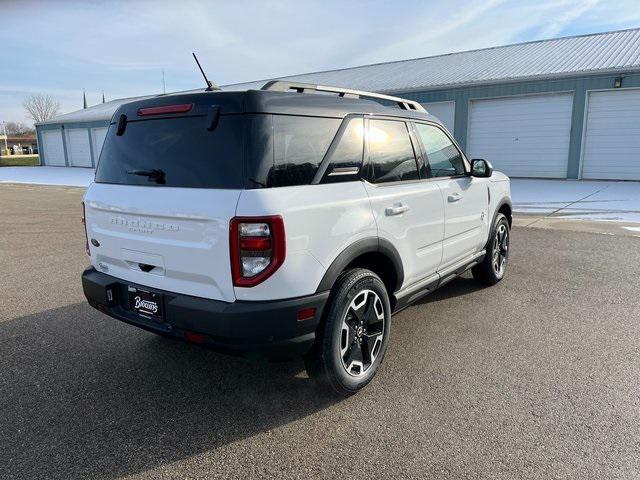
[81,267,328,357]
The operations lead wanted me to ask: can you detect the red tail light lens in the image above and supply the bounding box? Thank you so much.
[81,202,90,256]
[230,216,285,287]
[137,103,193,116]
[184,331,207,343]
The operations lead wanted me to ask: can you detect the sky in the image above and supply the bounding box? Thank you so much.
[1,0,639,125]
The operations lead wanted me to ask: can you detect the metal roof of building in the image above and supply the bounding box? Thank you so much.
[223,28,640,93]
[37,94,153,125]
[39,28,640,126]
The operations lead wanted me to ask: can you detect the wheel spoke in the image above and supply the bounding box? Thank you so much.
[343,341,364,371]
[362,332,382,364]
[350,306,363,324]
[362,294,376,325]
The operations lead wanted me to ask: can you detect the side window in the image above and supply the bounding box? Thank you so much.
[415,123,466,177]
[368,120,419,184]
[268,116,341,187]
[321,117,364,183]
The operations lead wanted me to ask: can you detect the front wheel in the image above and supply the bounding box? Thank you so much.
[304,268,391,396]
[472,213,510,285]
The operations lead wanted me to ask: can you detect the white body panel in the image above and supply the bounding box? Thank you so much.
[90,127,109,164]
[41,130,66,166]
[364,180,445,289]
[468,93,573,178]
[421,101,455,134]
[436,176,490,268]
[234,182,377,301]
[581,89,640,180]
[85,175,510,303]
[83,184,241,302]
[65,128,93,167]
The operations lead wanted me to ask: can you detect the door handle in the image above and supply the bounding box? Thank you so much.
[448,192,462,202]
[385,203,409,216]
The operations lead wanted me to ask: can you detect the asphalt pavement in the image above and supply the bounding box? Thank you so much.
[1,184,639,479]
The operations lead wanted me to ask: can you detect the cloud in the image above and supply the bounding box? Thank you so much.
[1,0,639,124]
[536,0,600,38]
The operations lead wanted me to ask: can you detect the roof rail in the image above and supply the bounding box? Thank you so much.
[261,81,426,112]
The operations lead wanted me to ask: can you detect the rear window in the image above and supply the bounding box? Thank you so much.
[95,115,244,188]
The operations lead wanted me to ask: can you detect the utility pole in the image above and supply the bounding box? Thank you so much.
[162,70,166,94]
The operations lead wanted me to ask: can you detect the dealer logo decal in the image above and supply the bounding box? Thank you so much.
[134,296,158,313]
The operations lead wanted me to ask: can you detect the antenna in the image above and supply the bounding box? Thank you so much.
[162,70,166,94]
[192,52,219,91]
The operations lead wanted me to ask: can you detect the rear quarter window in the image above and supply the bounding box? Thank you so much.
[266,115,341,187]
[320,117,364,184]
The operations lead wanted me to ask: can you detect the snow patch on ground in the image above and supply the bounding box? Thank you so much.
[511,179,640,223]
[0,166,95,187]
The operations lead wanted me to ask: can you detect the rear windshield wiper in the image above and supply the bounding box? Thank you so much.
[127,169,166,184]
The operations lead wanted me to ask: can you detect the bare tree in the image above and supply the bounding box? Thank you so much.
[23,94,60,124]
[4,121,34,136]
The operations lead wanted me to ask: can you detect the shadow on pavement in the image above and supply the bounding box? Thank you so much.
[412,275,488,307]
[0,303,337,479]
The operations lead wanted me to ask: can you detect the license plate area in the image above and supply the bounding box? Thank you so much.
[128,286,163,321]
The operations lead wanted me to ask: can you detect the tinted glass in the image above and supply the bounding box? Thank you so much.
[267,115,341,187]
[322,117,364,184]
[368,120,419,183]
[95,115,244,188]
[415,123,465,177]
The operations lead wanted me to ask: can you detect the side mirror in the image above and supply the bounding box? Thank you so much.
[470,158,493,178]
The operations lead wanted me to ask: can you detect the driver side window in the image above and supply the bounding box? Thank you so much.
[415,123,465,178]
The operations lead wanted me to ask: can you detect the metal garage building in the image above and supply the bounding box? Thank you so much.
[37,28,640,180]
[36,96,149,168]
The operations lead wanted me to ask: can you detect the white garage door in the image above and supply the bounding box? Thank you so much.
[41,130,65,166]
[581,89,640,180]
[468,93,573,178]
[65,128,92,167]
[422,101,455,134]
[90,127,109,163]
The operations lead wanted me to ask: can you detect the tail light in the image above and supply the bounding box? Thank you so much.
[230,216,285,287]
[81,202,90,256]
[137,103,193,116]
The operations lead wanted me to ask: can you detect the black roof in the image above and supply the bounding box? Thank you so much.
[112,89,440,124]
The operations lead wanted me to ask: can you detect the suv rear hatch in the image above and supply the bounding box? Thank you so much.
[83,94,246,302]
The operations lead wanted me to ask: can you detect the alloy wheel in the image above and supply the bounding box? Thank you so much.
[339,289,385,377]
[492,223,509,278]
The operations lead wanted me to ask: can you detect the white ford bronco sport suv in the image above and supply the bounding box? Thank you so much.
[82,81,511,395]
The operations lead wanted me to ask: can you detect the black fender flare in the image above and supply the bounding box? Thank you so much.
[315,237,404,293]
[492,197,512,226]
[485,197,512,248]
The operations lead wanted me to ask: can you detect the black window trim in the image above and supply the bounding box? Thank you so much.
[410,120,471,179]
[361,116,423,186]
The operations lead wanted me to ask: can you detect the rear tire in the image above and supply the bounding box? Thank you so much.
[472,213,510,286]
[304,268,391,396]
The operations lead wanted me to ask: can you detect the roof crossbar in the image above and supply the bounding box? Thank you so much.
[261,81,426,112]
